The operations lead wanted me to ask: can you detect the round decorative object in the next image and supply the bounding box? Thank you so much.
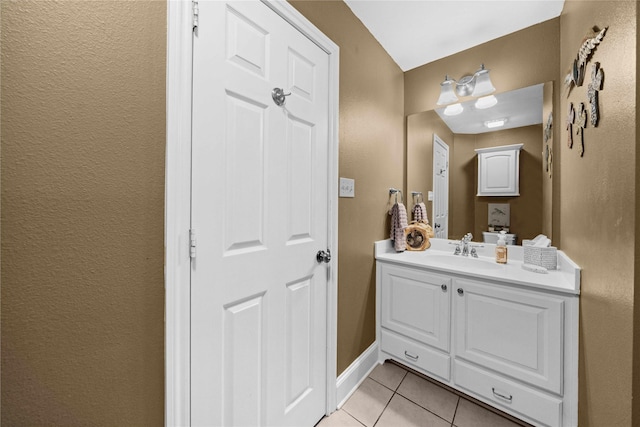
[404,220,432,251]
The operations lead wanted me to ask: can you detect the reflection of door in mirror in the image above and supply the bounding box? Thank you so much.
[433,135,449,238]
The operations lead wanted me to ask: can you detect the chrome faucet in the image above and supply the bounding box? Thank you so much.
[461,233,473,256]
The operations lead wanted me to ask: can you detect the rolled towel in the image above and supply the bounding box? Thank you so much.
[390,202,408,252]
[412,202,429,223]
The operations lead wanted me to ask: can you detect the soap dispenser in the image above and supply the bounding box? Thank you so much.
[495,230,508,264]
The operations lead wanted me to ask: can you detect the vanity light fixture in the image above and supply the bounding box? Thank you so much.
[443,103,463,116]
[436,64,496,106]
[485,118,508,129]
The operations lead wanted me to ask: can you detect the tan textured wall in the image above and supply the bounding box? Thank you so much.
[472,126,543,243]
[635,5,640,426]
[405,19,561,116]
[542,81,554,239]
[1,1,166,425]
[559,1,637,425]
[406,111,452,221]
[450,134,476,240]
[289,1,404,374]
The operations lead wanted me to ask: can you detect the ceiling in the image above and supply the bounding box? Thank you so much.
[435,83,544,134]
[343,0,565,72]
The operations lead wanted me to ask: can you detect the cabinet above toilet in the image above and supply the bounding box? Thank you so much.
[475,143,523,196]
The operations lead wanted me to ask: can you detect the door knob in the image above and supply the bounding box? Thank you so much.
[272,87,291,106]
[316,249,331,264]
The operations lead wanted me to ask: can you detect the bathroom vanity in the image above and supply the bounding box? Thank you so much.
[375,239,580,427]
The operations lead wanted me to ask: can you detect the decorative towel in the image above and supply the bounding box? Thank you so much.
[412,202,429,223]
[389,202,408,252]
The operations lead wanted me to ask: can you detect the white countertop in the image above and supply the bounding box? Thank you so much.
[375,239,581,295]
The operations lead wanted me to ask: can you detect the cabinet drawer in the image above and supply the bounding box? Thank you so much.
[381,329,450,381]
[454,360,562,427]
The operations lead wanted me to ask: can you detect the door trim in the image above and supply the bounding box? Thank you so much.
[165,1,340,425]
[432,134,449,239]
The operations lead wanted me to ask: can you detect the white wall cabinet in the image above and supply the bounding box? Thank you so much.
[377,260,578,427]
[476,143,523,196]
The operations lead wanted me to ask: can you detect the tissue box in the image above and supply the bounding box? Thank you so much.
[523,245,557,270]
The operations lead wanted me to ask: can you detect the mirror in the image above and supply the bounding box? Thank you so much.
[407,82,554,245]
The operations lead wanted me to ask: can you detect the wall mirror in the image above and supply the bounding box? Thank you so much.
[406,82,553,245]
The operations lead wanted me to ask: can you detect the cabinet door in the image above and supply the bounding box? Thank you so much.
[453,278,564,394]
[477,150,520,196]
[380,263,451,352]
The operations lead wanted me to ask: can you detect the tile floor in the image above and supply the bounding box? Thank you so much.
[317,361,531,427]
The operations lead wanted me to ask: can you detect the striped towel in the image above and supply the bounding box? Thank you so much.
[389,202,408,252]
[412,202,429,223]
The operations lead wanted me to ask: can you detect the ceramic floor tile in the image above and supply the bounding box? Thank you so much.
[453,398,523,427]
[341,378,394,427]
[396,372,459,422]
[315,409,364,427]
[375,394,451,427]
[368,361,407,391]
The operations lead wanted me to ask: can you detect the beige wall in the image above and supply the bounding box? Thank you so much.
[289,1,405,374]
[542,81,554,239]
[1,1,166,425]
[558,1,637,425]
[406,110,453,224]
[471,126,543,243]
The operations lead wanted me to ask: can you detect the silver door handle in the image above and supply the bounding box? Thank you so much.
[272,88,291,106]
[316,249,331,264]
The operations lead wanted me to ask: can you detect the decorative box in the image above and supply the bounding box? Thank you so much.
[523,244,558,270]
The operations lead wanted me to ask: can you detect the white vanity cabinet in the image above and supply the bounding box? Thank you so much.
[376,245,580,427]
[476,143,523,196]
[452,278,566,427]
[379,262,452,381]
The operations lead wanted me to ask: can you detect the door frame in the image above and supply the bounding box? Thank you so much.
[165,1,340,425]
[432,134,449,239]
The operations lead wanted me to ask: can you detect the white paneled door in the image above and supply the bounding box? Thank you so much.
[433,135,449,239]
[190,1,330,426]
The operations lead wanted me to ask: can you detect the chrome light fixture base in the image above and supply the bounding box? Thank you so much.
[436,64,496,106]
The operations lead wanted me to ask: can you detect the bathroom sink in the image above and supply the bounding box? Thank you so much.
[426,253,504,271]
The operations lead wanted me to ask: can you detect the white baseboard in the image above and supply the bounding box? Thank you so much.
[335,341,380,408]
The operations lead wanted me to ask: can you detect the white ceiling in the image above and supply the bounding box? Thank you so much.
[434,83,544,134]
[343,0,565,72]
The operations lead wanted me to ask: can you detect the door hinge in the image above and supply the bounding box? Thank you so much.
[192,0,199,31]
[189,229,197,259]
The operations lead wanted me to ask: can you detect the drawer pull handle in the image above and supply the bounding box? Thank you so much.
[441,284,448,292]
[492,388,513,402]
[404,351,419,361]
[457,288,464,296]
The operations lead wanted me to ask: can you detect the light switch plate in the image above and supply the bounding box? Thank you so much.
[339,178,355,198]
[428,191,434,201]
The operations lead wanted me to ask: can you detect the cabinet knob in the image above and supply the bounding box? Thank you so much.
[457,288,464,296]
[441,284,448,292]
